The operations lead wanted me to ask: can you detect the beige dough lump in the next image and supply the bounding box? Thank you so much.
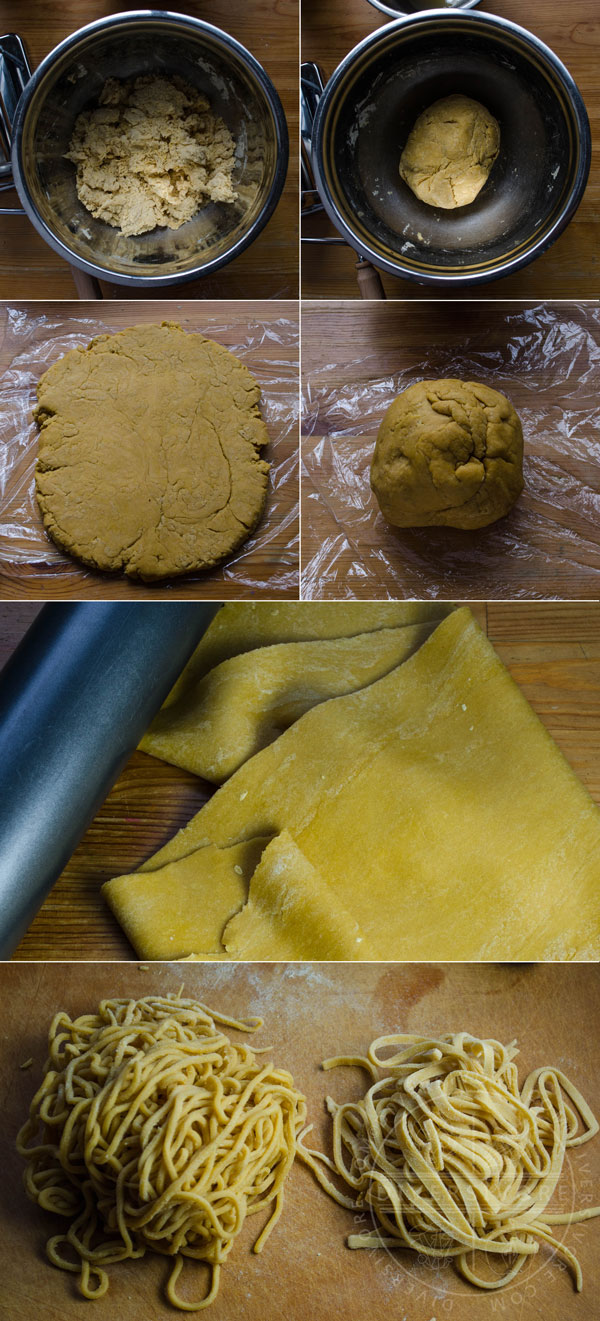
[370,378,524,530]
[34,322,269,581]
[399,94,500,209]
[66,75,237,236]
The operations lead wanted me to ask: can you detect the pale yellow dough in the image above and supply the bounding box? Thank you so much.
[103,837,269,959]
[66,75,237,237]
[223,832,374,960]
[124,608,600,963]
[141,622,438,781]
[400,94,500,210]
[141,600,452,747]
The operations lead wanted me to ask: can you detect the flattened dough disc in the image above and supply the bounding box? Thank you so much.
[132,608,600,962]
[34,322,270,581]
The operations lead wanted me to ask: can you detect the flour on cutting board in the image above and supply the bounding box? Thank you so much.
[166,960,374,1025]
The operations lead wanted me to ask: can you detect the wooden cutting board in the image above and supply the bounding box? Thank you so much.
[1,960,599,1320]
[0,0,299,300]
[301,0,600,299]
[0,301,299,601]
[3,600,599,961]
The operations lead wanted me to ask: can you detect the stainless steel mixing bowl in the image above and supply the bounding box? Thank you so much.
[311,10,591,286]
[6,10,288,287]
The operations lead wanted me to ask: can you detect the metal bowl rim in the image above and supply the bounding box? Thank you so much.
[367,0,480,20]
[311,8,591,286]
[9,9,289,287]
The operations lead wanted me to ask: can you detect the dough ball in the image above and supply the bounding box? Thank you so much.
[370,379,524,530]
[399,94,500,209]
[34,322,270,580]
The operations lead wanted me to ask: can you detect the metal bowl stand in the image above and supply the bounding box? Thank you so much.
[301,61,386,299]
[1,32,112,299]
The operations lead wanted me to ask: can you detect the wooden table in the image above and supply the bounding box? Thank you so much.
[0,0,299,299]
[2,599,598,960]
[301,0,600,299]
[0,301,300,600]
[301,300,600,599]
[2,960,599,1320]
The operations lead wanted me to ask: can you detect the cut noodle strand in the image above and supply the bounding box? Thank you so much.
[17,994,305,1310]
[298,1031,599,1292]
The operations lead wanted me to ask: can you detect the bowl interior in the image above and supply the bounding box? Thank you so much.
[320,19,583,276]
[18,19,282,279]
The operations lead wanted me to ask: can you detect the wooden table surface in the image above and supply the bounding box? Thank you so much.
[0,0,299,300]
[301,300,600,600]
[2,960,600,1320]
[1,599,598,961]
[0,300,300,600]
[301,0,600,299]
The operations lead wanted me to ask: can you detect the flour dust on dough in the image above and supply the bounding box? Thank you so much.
[140,623,440,781]
[399,94,500,209]
[66,75,237,237]
[141,601,454,734]
[123,608,600,963]
[34,322,270,581]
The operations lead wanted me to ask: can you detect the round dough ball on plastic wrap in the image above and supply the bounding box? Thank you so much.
[370,378,524,530]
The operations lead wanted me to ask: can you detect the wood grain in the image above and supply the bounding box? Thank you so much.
[0,600,597,961]
[0,0,299,299]
[301,300,600,599]
[1,960,600,1320]
[301,0,600,299]
[0,300,300,601]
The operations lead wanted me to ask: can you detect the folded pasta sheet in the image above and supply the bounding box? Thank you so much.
[140,623,437,781]
[112,608,600,961]
[104,837,269,959]
[223,831,374,960]
[140,600,452,759]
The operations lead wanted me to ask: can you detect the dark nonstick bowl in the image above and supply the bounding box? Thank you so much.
[9,10,288,287]
[312,10,591,286]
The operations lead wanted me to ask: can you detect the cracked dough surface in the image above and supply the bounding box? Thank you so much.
[66,75,237,237]
[399,94,500,210]
[34,322,270,581]
[370,378,523,530]
[121,608,600,963]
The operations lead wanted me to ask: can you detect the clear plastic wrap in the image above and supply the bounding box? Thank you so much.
[0,305,299,598]
[301,303,600,600]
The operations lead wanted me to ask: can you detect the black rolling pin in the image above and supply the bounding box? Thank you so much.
[0,601,221,958]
